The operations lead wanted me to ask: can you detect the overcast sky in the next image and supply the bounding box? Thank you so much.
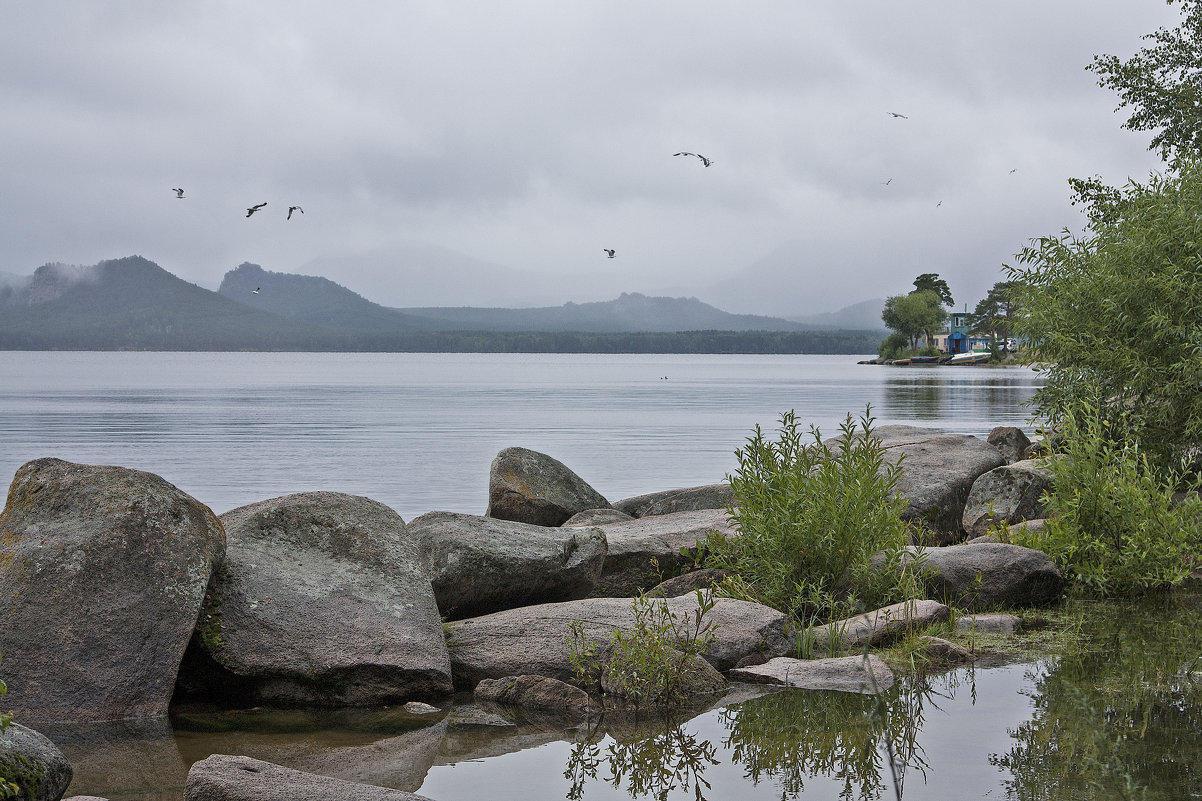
[0,1,1183,315]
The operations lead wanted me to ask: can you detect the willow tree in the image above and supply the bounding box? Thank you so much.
[1008,162,1202,476]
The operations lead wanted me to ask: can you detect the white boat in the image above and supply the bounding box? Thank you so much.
[948,350,991,365]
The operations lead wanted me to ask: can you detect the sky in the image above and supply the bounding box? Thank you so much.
[0,1,1184,316]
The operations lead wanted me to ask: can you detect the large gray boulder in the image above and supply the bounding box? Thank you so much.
[446,595,792,690]
[612,484,734,518]
[0,723,73,801]
[729,655,895,694]
[962,460,1053,539]
[807,599,950,655]
[875,543,1064,610]
[485,447,611,526]
[474,675,593,716]
[589,509,736,597]
[182,492,452,706]
[405,511,607,620]
[0,458,225,724]
[837,425,1006,544]
[184,754,433,801]
[987,426,1033,464]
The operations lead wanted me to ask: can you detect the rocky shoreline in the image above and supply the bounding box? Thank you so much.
[0,424,1060,801]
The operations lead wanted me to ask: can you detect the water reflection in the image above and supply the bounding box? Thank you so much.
[991,591,1202,800]
[565,716,719,801]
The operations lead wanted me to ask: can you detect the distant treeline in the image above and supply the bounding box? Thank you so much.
[0,328,881,354]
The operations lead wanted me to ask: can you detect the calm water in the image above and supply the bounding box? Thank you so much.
[0,352,1043,521]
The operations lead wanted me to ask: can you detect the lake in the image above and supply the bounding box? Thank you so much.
[0,352,1043,522]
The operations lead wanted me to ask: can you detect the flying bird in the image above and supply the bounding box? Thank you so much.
[674,152,713,167]
[882,178,893,186]
[252,287,261,294]
[172,188,185,198]
[1009,168,1018,174]
[246,202,267,218]
[888,112,909,119]
[287,205,303,220]
[603,249,615,258]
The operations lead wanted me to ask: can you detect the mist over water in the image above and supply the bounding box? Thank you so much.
[0,352,1041,521]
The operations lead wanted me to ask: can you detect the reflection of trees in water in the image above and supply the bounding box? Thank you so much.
[720,675,957,800]
[992,595,1202,800]
[883,379,947,422]
[562,672,972,801]
[882,374,1039,426]
[563,714,718,801]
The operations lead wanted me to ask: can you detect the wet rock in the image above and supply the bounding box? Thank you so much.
[916,636,977,667]
[406,511,607,620]
[955,613,1023,634]
[485,447,611,527]
[833,425,1006,544]
[0,722,73,801]
[181,492,451,706]
[612,484,734,518]
[874,543,1064,610]
[0,458,225,723]
[590,509,736,597]
[598,647,728,704]
[647,568,731,598]
[563,508,633,526]
[987,426,1032,464]
[961,460,1053,539]
[446,595,791,690]
[184,754,432,801]
[729,655,895,694]
[474,675,592,715]
[808,600,950,655]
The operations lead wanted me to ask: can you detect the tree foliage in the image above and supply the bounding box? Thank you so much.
[911,273,953,307]
[881,291,947,350]
[1008,161,1202,476]
[1088,0,1202,167]
[966,280,1018,348]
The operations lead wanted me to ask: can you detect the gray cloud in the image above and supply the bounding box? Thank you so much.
[0,1,1181,314]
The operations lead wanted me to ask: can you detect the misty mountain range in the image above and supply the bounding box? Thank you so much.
[0,256,885,351]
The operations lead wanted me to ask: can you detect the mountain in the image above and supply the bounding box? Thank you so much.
[0,256,343,349]
[789,298,887,330]
[217,263,443,332]
[397,293,811,333]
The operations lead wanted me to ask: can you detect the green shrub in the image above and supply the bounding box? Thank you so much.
[878,332,911,360]
[568,589,719,711]
[1013,404,1202,597]
[704,409,922,625]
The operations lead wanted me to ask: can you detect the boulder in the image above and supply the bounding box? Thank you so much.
[955,613,1023,634]
[446,595,792,690]
[563,508,633,527]
[834,425,1006,544]
[181,492,451,706]
[406,511,607,620]
[987,426,1032,464]
[474,675,592,715]
[916,636,976,667]
[873,543,1064,610]
[612,484,734,518]
[729,655,895,694]
[590,509,736,597]
[807,600,950,655]
[0,458,225,723]
[0,723,73,801]
[184,754,432,801]
[485,447,610,526]
[961,460,1053,539]
[647,568,730,598]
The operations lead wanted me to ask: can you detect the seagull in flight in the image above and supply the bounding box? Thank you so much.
[252,287,261,294]
[888,111,909,119]
[287,205,303,220]
[172,188,185,198]
[674,152,713,167]
[1009,168,1018,174]
[936,200,943,208]
[246,202,267,218]
[603,249,616,258]
[882,178,893,186]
